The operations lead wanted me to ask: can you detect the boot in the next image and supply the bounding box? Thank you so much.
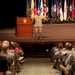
[39,33,42,40]
[34,33,38,40]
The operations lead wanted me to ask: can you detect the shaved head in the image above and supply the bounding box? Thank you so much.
[37,9,40,15]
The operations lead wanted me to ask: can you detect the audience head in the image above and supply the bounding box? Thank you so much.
[1,40,10,51]
[73,42,75,48]
[6,71,13,75]
[58,42,63,50]
[10,41,16,49]
[37,9,40,15]
[68,43,73,50]
[54,42,58,47]
[65,42,69,50]
[2,40,10,46]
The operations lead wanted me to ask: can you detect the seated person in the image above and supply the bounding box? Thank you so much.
[0,54,8,75]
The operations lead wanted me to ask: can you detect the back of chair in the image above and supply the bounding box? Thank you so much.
[0,72,4,75]
[0,72,6,75]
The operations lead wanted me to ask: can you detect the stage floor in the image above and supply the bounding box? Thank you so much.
[0,23,75,44]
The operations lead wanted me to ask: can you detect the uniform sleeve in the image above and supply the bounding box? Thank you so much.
[31,16,36,24]
[42,15,47,20]
[31,16,35,20]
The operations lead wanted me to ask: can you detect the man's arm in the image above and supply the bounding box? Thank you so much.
[42,15,48,20]
[30,15,35,20]
[30,16,35,24]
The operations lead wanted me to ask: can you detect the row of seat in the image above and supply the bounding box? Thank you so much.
[50,42,75,75]
[0,40,25,75]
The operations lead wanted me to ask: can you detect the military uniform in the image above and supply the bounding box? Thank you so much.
[32,14,46,39]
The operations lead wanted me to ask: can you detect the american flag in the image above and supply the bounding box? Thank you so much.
[40,0,43,15]
[38,0,41,10]
[59,2,63,21]
[34,0,37,15]
[43,0,47,16]
[72,0,75,18]
[31,0,34,17]
[64,0,67,21]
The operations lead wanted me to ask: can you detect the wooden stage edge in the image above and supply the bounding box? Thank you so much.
[0,23,75,44]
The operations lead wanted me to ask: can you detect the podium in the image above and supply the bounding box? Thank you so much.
[16,17,33,37]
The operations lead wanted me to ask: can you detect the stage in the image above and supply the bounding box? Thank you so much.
[1,23,75,57]
[0,23,75,44]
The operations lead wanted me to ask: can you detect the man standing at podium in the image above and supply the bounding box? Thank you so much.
[31,9,47,39]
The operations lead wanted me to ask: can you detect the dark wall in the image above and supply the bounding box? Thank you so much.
[20,43,55,57]
[0,0,26,29]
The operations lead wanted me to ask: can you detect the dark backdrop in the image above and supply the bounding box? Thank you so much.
[0,0,26,29]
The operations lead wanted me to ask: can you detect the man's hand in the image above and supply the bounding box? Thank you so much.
[43,16,47,20]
